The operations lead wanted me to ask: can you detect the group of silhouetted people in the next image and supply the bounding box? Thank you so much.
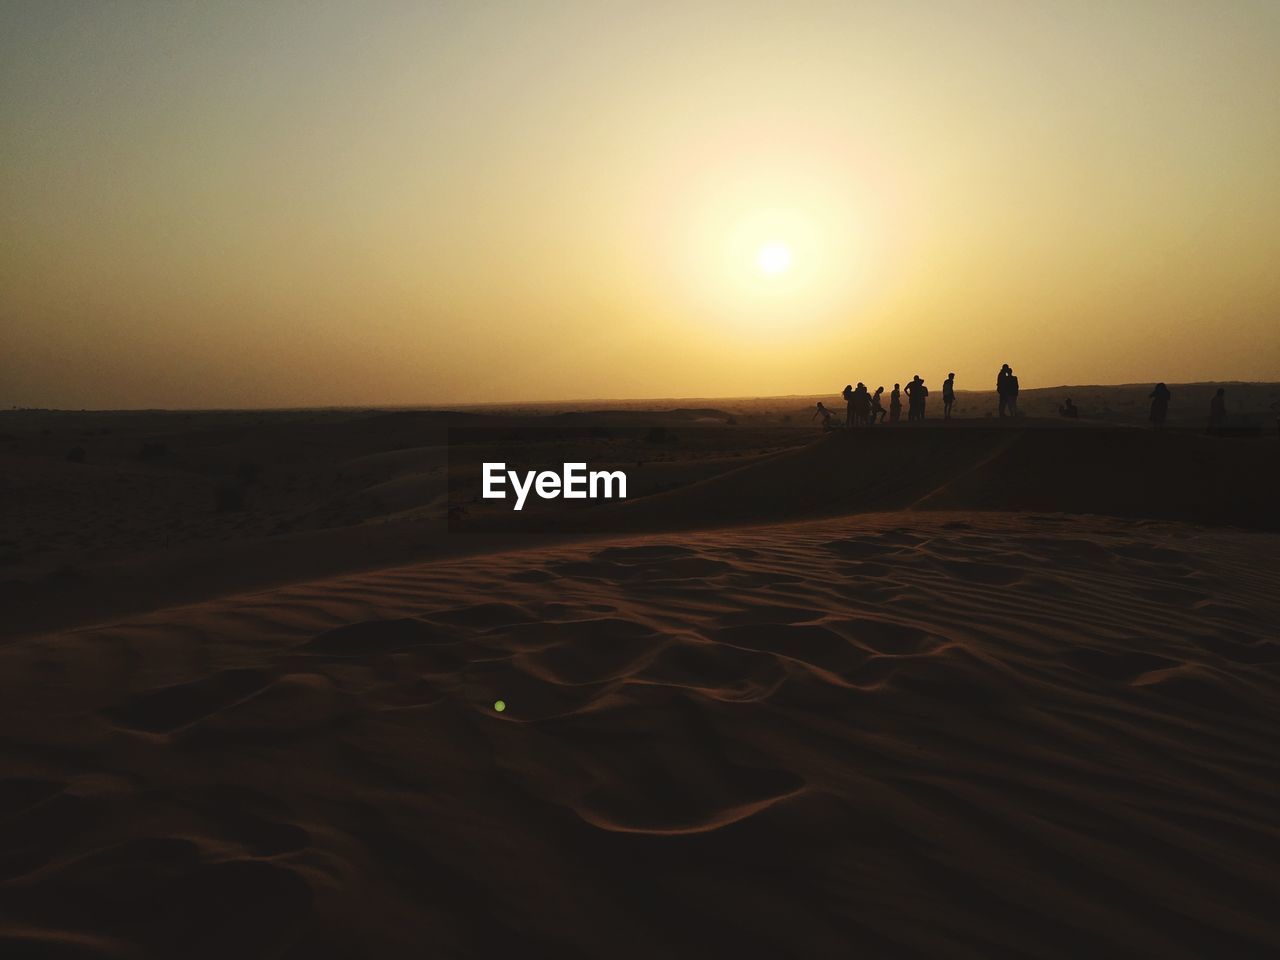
[821,373,962,429]
[817,370,1254,434]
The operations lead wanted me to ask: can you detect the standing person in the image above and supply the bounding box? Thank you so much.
[890,383,902,423]
[1208,387,1226,434]
[942,372,956,420]
[997,364,1011,417]
[852,382,872,427]
[1007,367,1020,417]
[903,377,917,421]
[871,386,887,424]
[842,384,855,428]
[1059,397,1079,418]
[1149,382,1171,430]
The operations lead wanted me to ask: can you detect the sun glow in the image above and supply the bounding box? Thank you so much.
[659,157,887,335]
[756,242,792,276]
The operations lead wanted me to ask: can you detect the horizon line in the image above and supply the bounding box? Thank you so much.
[5,378,1278,415]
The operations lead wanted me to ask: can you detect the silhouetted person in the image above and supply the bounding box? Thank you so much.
[851,382,872,427]
[942,372,956,420]
[890,383,902,422]
[871,386,887,424]
[906,375,928,421]
[1149,382,1171,430]
[1059,397,1079,419]
[813,401,839,431]
[1007,368,1020,416]
[842,383,855,428]
[996,364,1011,417]
[1208,387,1226,434]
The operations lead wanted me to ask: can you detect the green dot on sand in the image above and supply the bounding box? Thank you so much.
[493,700,506,712]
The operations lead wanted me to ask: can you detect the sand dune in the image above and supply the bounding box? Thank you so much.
[570,420,1280,533]
[4,405,1278,955]
[6,404,1277,640]
[3,511,1278,957]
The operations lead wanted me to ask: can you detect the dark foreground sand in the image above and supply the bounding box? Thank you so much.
[3,511,1278,958]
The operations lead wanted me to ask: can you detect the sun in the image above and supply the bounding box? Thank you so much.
[756,242,792,277]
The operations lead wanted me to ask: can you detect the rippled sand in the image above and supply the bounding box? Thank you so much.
[2,511,1278,957]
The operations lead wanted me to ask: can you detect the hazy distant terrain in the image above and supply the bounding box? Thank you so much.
[465,381,1280,428]
[4,382,1278,638]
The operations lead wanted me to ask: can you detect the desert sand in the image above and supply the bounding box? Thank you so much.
[3,395,1280,957]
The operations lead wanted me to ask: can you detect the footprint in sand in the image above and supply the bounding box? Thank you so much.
[516,626,668,686]
[821,537,905,561]
[566,704,806,835]
[831,618,945,656]
[428,602,537,630]
[104,668,274,734]
[709,623,866,676]
[633,640,786,701]
[303,617,457,655]
[201,785,312,856]
[180,673,350,741]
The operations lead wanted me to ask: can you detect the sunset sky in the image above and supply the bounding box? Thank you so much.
[3,1,1278,408]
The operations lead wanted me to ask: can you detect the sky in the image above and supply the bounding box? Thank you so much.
[2,0,1279,408]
